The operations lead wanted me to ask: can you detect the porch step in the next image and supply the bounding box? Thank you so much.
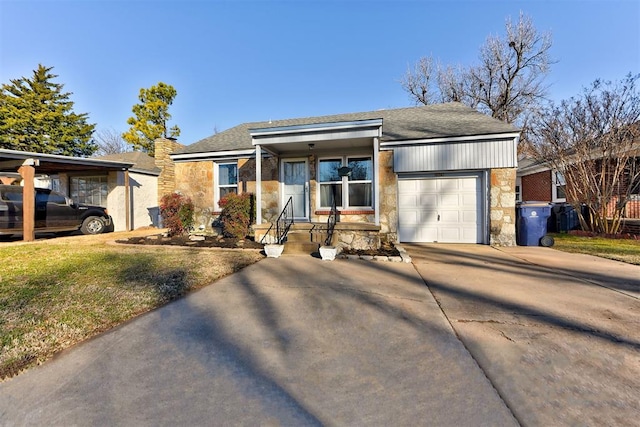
[286,230,313,242]
[283,241,320,255]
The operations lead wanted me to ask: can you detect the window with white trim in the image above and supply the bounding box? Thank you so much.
[553,171,566,202]
[515,177,522,202]
[70,176,108,206]
[318,156,372,209]
[215,162,238,207]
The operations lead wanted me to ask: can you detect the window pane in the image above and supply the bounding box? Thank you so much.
[348,157,372,181]
[556,186,566,199]
[70,176,107,206]
[319,159,341,182]
[219,164,238,186]
[320,183,342,207]
[348,183,372,206]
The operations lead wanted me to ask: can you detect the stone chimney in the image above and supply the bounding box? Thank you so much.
[154,137,185,200]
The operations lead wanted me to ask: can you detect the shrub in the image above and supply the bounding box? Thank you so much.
[218,193,253,238]
[160,193,195,236]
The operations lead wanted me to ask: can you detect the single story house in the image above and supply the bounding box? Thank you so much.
[164,102,520,247]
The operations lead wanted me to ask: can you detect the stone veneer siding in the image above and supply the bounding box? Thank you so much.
[155,138,185,201]
[174,161,215,231]
[490,168,517,246]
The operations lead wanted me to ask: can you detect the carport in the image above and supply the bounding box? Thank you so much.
[0,148,134,242]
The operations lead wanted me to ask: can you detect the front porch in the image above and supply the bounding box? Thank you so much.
[255,221,382,252]
[249,118,392,251]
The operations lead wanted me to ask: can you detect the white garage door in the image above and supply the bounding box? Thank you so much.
[398,175,483,243]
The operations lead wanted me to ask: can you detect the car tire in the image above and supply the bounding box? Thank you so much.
[81,216,105,235]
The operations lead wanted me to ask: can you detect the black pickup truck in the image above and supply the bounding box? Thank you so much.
[0,185,113,237]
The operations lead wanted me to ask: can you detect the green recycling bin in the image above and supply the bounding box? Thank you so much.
[516,202,554,246]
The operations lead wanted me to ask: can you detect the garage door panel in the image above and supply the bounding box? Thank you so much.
[439,210,460,223]
[398,194,419,206]
[440,193,461,206]
[398,175,483,243]
[420,194,437,206]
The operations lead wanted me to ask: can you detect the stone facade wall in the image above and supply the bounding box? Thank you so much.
[378,150,397,243]
[155,138,185,200]
[490,168,517,246]
[241,156,279,222]
[174,161,215,231]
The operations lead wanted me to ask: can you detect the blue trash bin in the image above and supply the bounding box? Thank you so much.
[516,202,553,246]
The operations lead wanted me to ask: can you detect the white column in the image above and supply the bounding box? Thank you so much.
[373,137,380,226]
[255,144,262,224]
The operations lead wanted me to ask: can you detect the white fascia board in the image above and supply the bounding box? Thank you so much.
[379,132,521,149]
[0,148,134,169]
[517,162,551,176]
[249,119,383,138]
[170,149,256,162]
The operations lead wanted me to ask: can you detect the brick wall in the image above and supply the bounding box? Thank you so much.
[521,170,552,202]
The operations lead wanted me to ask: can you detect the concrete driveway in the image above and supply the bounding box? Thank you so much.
[0,255,516,426]
[1,244,638,426]
[407,244,640,427]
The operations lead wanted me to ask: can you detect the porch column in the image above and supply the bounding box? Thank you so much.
[18,160,37,242]
[373,137,380,226]
[255,144,262,224]
[124,169,131,231]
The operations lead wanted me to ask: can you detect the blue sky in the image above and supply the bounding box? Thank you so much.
[1,0,638,147]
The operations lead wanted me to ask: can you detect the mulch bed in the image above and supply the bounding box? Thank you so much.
[116,234,265,249]
[340,241,401,257]
[117,234,402,256]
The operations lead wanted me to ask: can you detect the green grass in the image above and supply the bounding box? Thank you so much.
[0,240,263,380]
[550,233,640,265]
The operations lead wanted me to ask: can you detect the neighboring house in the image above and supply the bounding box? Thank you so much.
[0,148,161,234]
[517,156,640,219]
[516,157,567,203]
[164,102,520,247]
[95,152,162,230]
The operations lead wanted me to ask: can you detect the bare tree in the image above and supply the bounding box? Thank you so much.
[401,12,553,141]
[531,74,640,234]
[93,128,131,156]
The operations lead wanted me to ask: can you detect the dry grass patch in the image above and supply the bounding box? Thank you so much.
[0,232,263,380]
[550,233,640,265]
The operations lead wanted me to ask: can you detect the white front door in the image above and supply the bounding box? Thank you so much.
[282,159,308,221]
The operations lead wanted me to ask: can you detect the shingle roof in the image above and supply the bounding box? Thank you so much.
[96,151,161,174]
[175,102,519,155]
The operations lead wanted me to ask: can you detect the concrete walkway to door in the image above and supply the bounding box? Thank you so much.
[0,255,517,426]
[406,243,640,427]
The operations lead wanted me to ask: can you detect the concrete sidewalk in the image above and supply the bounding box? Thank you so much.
[407,244,640,427]
[0,256,517,426]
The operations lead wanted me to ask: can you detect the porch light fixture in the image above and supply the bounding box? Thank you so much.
[338,166,352,177]
[308,143,315,150]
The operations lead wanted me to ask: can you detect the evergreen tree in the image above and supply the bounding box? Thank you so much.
[122,82,180,156]
[0,64,96,156]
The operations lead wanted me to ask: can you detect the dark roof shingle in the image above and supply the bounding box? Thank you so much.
[175,102,519,155]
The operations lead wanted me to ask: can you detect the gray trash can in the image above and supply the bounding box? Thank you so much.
[516,202,554,246]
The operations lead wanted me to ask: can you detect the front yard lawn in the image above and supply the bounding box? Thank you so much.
[550,233,640,265]
[0,232,264,380]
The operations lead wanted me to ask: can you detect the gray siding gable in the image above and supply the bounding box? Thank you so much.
[174,102,519,155]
